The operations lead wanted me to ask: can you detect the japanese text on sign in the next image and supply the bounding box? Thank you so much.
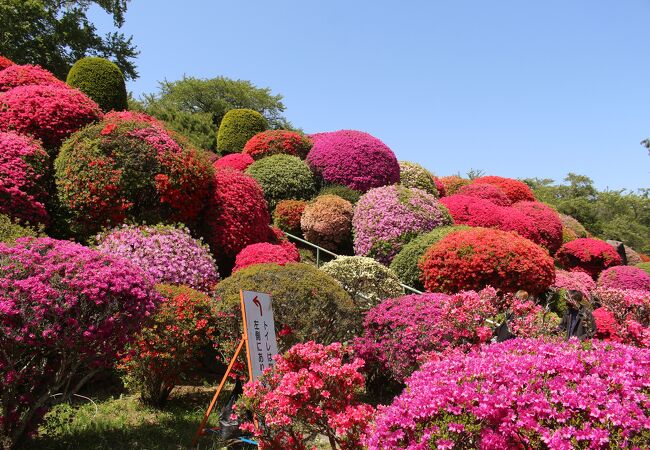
[241,291,279,380]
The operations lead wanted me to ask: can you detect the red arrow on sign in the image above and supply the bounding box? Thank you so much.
[252,296,263,316]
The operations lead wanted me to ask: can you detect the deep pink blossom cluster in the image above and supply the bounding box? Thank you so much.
[306,130,400,192]
[593,287,649,347]
[512,201,563,254]
[353,185,452,264]
[95,224,220,293]
[597,266,650,292]
[102,110,164,126]
[457,182,511,206]
[233,241,300,272]
[0,64,65,92]
[472,175,536,203]
[213,153,254,171]
[0,131,49,225]
[367,338,650,450]
[556,238,623,279]
[551,269,596,297]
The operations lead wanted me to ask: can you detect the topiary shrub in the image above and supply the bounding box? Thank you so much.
[0,56,14,70]
[398,161,438,196]
[243,129,312,160]
[457,182,510,206]
[217,108,267,154]
[246,154,317,210]
[214,263,356,350]
[472,175,535,203]
[0,213,41,244]
[437,175,470,195]
[273,199,307,235]
[95,224,220,293]
[420,227,555,294]
[318,184,362,204]
[0,64,66,92]
[597,266,650,292]
[213,152,254,172]
[389,225,469,290]
[555,238,622,279]
[300,194,353,252]
[0,237,161,448]
[306,130,400,192]
[512,201,563,254]
[353,185,454,265]
[550,269,596,298]
[0,131,49,225]
[0,84,102,150]
[55,116,213,238]
[637,262,650,275]
[367,338,650,450]
[559,213,588,243]
[66,57,128,112]
[321,256,403,310]
[232,242,300,273]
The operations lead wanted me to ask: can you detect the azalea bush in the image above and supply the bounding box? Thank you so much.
[237,342,375,450]
[560,213,588,242]
[243,130,312,160]
[597,266,650,291]
[420,227,555,294]
[592,288,649,346]
[300,194,354,252]
[512,201,563,254]
[0,131,49,225]
[353,185,452,265]
[437,175,470,195]
[213,153,254,171]
[273,199,307,235]
[550,269,596,298]
[398,161,439,196]
[0,56,14,70]
[367,338,650,450]
[0,64,65,92]
[232,241,300,272]
[95,224,219,293]
[0,238,161,448]
[555,238,622,279]
[472,175,535,203]
[457,182,510,206]
[306,130,400,192]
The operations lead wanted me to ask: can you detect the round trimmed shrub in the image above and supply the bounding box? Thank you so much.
[560,213,588,242]
[300,194,353,252]
[217,108,267,154]
[597,266,650,292]
[555,238,623,279]
[353,185,452,265]
[512,201,563,254]
[306,130,400,192]
[398,161,438,196]
[214,263,357,350]
[472,175,535,203]
[0,84,102,150]
[420,227,555,294]
[389,225,469,290]
[233,242,300,273]
[606,240,642,265]
[367,339,650,450]
[0,237,161,447]
[95,224,220,293]
[55,117,214,237]
[243,130,312,160]
[0,213,41,244]
[550,269,596,298]
[321,256,403,310]
[457,182,510,206]
[246,154,317,210]
[0,56,14,70]
[318,184,362,204]
[213,152,254,172]
[273,199,307,235]
[0,64,65,92]
[0,131,49,225]
[437,175,470,195]
[637,262,650,275]
[66,57,127,112]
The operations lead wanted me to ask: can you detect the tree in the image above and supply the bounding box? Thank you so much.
[0,0,138,80]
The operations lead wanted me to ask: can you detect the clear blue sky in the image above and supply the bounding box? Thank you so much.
[91,1,649,191]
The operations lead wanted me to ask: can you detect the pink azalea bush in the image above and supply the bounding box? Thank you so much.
[597,266,650,292]
[457,182,511,206]
[0,64,65,92]
[95,224,220,293]
[0,238,161,448]
[592,287,649,347]
[367,338,650,450]
[556,238,623,279]
[237,342,375,450]
[512,201,563,254]
[213,153,254,171]
[472,175,536,203]
[353,185,452,265]
[232,241,300,272]
[551,269,596,297]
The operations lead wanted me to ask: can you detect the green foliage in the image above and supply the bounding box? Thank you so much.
[0,0,138,80]
[318,184,362,204]
[217,109,267,154]
[215,263,357,350]
[246,154,317,210]
[525,173,650,253]
[67,57,127,111]
[636,262,650,275]
[0,213,42,244]
[399,161,439,196]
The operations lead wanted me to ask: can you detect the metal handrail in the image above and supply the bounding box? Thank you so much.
[284,232,423,296]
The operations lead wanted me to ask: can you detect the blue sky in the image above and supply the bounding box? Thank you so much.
[91,1,649,191]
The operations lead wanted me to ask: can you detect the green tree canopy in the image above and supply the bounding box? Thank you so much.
[0,0,138,80]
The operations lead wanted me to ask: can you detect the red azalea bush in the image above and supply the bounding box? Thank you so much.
[420,227,555,294]
[273,199,307,235]
[598,266,650,292]
[213,153,254,171]
[437,175,470,195]
[0,64,65,92]
[367,339,650,450]
[243,130,313,160]
[306,130,400,192]
[0,56,14,70]
[301,194,354,252]
[551,269,596,297]
[0,131,49,225]
[433,177,446,197]
[233,242,300,272]
[0,84,102,150]
[555,238,622,279]
[472,175,535,203]
[237,342,375,450]
[0,237,161,447]
[457,182,511,206]
[512,201,563,254]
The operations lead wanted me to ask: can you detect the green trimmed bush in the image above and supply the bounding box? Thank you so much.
[0,213,41,244]
[246,154,317,210]
[217,108,267,154]
[214,263,357,350]
[636,262,650,275]
[318,184,362,204]
[66,57,127,112]
[399,161,439,197]
[389,225,470,290]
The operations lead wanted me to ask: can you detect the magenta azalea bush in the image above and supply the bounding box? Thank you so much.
[306,130,400,192]
[367,338,650,450]
[0,238,161,448]
[597,266,650,292]
[353,185,452,265]
[95,224,219,293]
[593,287,649,347]
[551,269,596,297]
